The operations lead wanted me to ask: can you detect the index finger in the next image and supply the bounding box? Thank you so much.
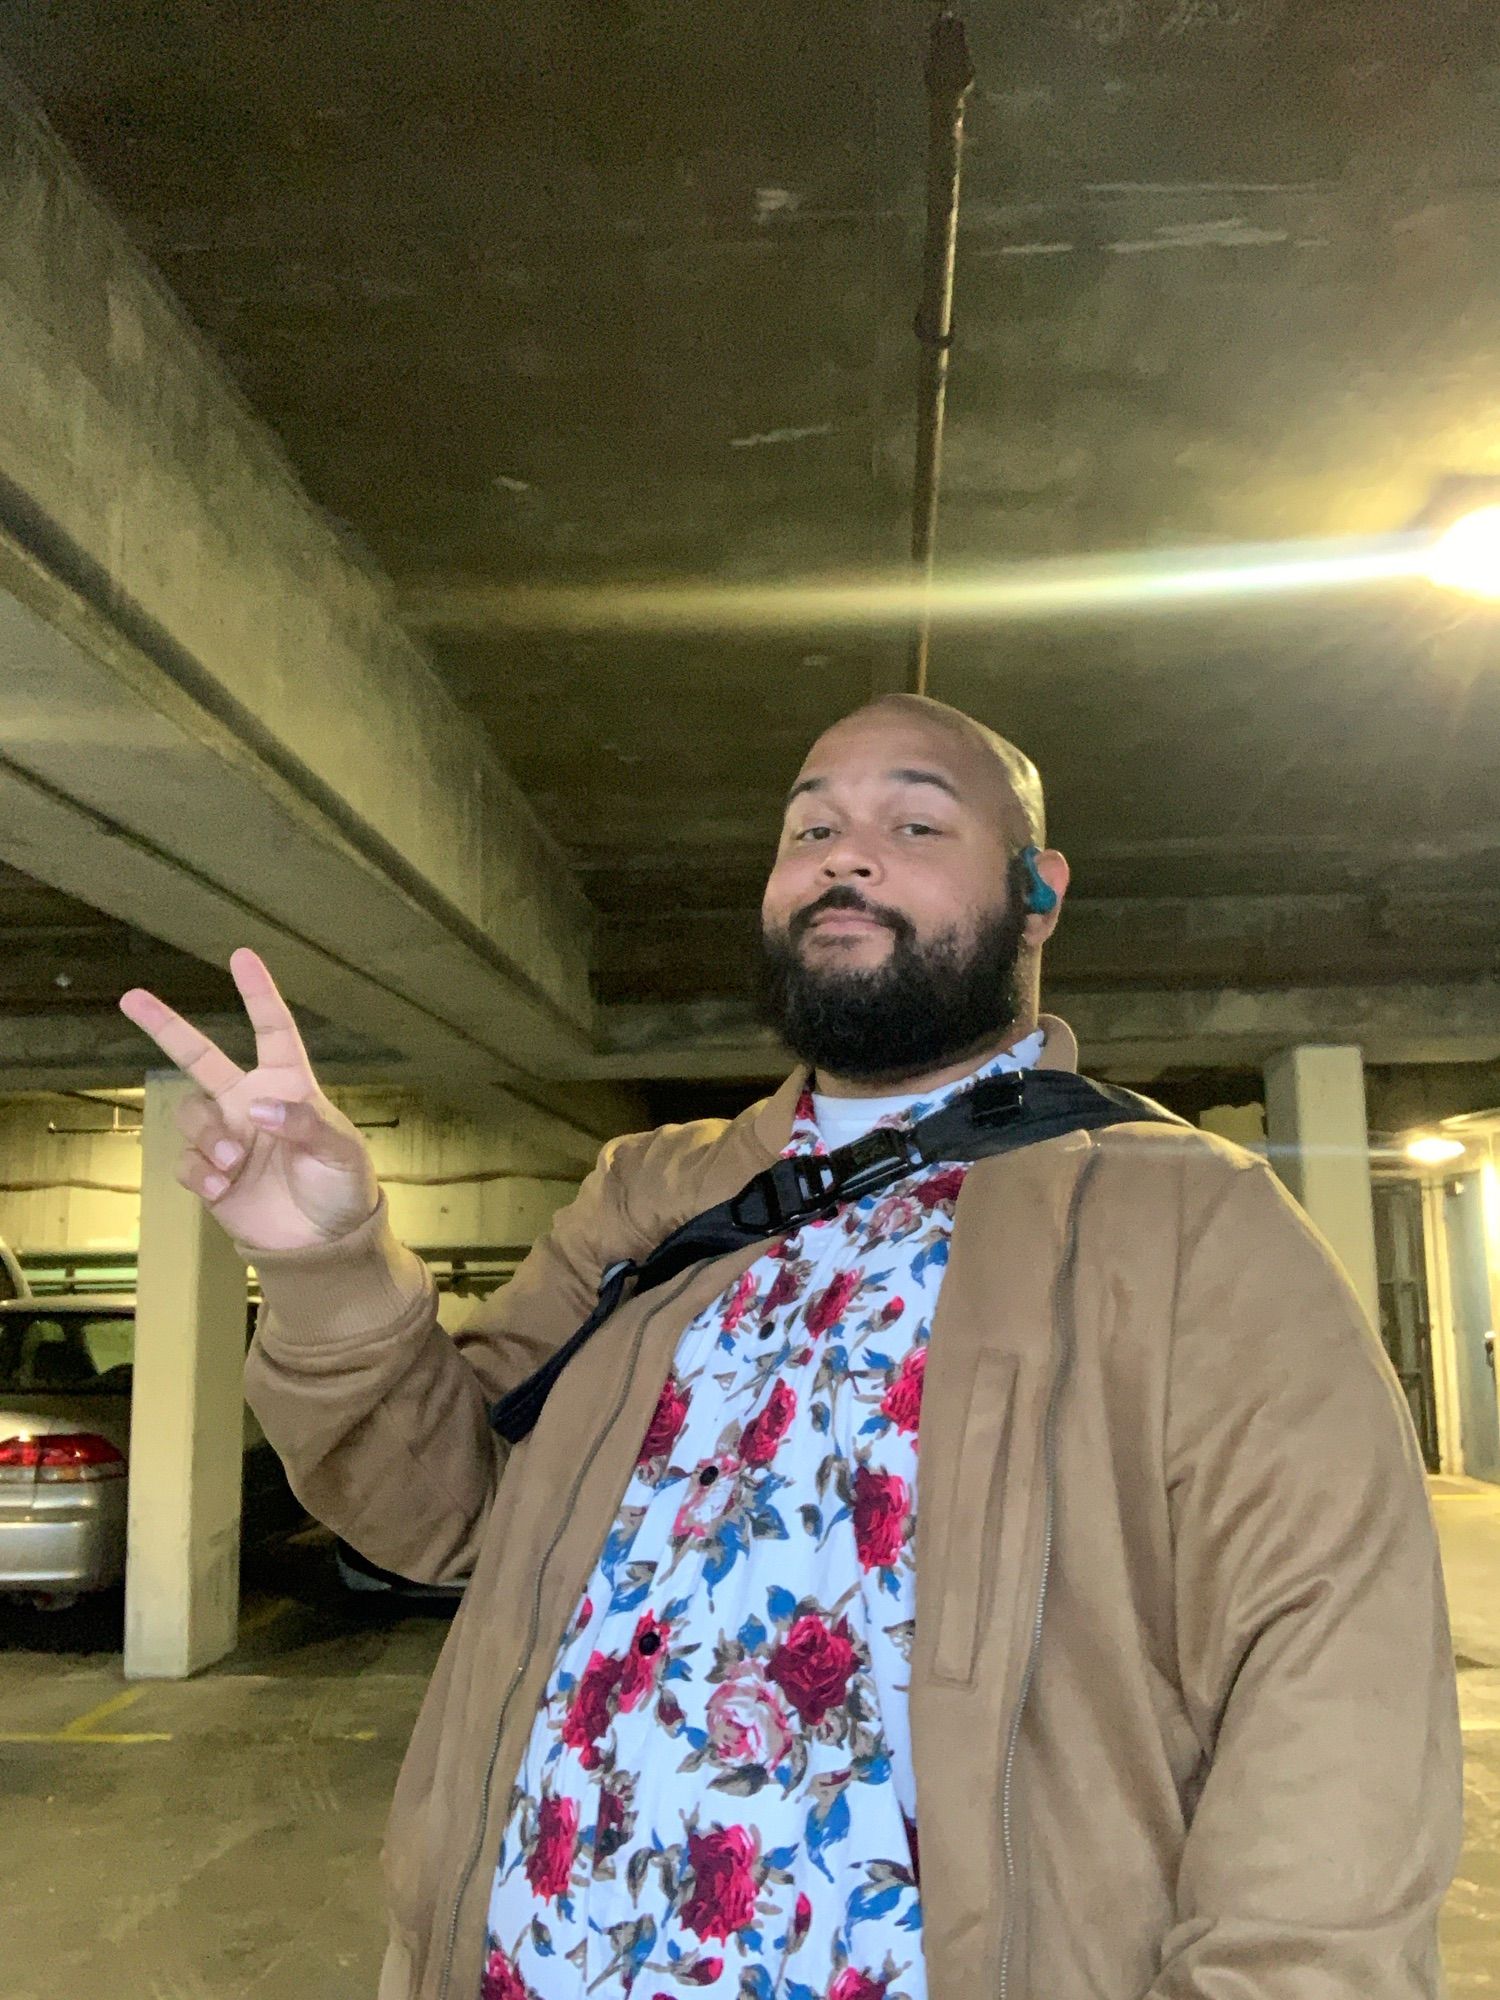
[228,948,313,1077]
[118,988,245,1099]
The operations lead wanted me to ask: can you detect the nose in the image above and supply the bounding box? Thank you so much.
[817,830,882,883]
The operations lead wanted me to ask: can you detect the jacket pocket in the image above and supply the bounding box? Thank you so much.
[930,1348,1019,1686]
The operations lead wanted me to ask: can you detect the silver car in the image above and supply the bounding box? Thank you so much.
[0,1297,299,1608]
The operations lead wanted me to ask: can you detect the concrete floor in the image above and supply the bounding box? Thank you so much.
[3,1493,1500,2000]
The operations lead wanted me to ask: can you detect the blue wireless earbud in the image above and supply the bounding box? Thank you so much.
[1019,844,1058,916]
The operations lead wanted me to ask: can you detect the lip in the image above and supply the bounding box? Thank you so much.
[805,911,889,936]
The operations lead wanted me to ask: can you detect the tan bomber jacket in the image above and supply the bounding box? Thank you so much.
[244,1021,1462,2000]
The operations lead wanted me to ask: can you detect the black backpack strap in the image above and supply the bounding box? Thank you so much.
[488,1069,1180,1443]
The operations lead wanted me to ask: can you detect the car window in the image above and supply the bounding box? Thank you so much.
[0,1313,134,1392]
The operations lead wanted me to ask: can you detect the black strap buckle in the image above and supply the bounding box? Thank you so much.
[968,1072,1026,1126]
[730,1127,920,1233]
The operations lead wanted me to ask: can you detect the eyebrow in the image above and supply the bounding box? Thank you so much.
[784,766,964,811]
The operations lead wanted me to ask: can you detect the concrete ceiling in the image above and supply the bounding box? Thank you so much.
[1,0,1498,1042]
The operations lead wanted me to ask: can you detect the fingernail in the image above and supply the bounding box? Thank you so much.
[203,1173,228,1200]
[249,1100,285,1127]
[212,1141,241,1170]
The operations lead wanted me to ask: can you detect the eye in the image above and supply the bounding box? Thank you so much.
[898,822,940,837]
[792,824,834,843]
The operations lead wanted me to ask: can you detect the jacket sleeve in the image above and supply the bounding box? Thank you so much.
[242,1131,647,1585]
[1147,1152,1462,1999]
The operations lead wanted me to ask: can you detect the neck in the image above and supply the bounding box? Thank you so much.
[812,1014,1042,1101]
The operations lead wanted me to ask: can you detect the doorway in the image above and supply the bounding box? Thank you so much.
[1372,1177,1441,1471]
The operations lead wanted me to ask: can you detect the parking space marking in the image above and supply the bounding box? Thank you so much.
[0,1687,172,1744]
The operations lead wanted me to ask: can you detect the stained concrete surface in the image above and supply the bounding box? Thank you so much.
[4,1494,1500,1998]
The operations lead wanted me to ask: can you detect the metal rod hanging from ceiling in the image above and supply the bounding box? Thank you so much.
[907,9,975,697]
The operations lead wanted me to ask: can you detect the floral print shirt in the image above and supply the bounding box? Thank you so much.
[481,1041,1041,2000]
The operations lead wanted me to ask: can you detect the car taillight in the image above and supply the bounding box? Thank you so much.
[0,1433,126,1483]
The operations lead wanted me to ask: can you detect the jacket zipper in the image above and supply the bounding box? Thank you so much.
[435,1264,706,2000]
[997,1151,1097,2000]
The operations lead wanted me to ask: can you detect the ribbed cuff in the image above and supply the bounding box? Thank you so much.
[241,1195,434,1352]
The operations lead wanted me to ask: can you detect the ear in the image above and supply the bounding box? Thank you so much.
[1024,848,1070,946]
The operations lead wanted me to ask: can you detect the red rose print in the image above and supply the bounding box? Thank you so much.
[879,1346,926,1435]
[705,1658,795,1769]
[561,1650,623,1769]
[681,1823,759,1940]
[740,1379,797,1467]
[686,1961,725,1986]
[828,1971,888,2000]
[767,1614,859,1726]
[721,1270,759,1333]
[853,1464,910,1571]
[916,1164,966,1209]
[573,1595,593,1633]
[658,1691,685,1728]
[762,1262,800,1319]
[805,1269,861,1337]
[482,1944,531,2000]
[593,1784,630,1864]
[792,1891,813,1944]
[525,1793,579,1903]
[618,1610,671,1710]
[876,1296,905,1327]
[638,1373,690,1467]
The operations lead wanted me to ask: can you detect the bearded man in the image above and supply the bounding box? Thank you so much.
[120,694,1460,2000]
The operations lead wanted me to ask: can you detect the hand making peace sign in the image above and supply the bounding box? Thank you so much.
[118,949,380,1254]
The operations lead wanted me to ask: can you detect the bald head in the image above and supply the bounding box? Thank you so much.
[811,694,1046,848]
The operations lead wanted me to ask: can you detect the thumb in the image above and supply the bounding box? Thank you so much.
[248,1095,369,1171]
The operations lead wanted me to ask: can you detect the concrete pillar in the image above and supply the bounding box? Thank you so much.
[1263,1044,1381,1332]
[123,1073,247,1678]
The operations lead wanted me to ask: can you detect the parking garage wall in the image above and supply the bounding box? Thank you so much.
[0,1083,600,1277]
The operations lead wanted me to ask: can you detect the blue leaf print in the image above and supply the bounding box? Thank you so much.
[764,1844,797,1869]
[704,1521,746,1589]
[554,1669,575,1694]
[684,1727,709,1751]
[898,1901,924,1932]
[857,1753,892,1786]
[610,1577,652,1614]
[825,1343,848,1373]
[858,1415,886,1436]
[863,1349,892,1370]
[738,1926,764,1952]
[787,1985,820,2000]
[911,1247,929,1282]
[847,1883,903,1926]
[740,1970,775,2000]
[927,1236,950,1268]
[812,1402,831,1434]
[767,1584,797,1624]
[738,1616,768,1652]
[880,1567,900,1597]
[807,1785,852,1881]
[664,1658,692,1682]
[751,1506,789,1541]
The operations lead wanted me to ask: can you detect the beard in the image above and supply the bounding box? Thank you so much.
[759,877,1028,1087]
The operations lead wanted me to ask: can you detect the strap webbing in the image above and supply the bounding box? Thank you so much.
[490,1070,1178,1443]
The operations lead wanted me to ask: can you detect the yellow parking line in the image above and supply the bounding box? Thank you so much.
[0,1687,171,1745]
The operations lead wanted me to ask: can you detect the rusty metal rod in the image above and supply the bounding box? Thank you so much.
[907,10,975,696]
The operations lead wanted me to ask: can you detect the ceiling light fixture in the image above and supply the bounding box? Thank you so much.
[1405,1134,1467,1167]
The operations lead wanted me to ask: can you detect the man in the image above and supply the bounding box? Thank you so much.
[120,695,1460,2000]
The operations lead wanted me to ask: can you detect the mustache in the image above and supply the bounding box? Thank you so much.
[787,886,914,946]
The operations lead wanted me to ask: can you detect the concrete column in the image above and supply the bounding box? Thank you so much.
[123,1073,247,1678]
[1263,1044,1381,1332]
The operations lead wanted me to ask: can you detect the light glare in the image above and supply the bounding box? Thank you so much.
[1405,1134,1467,1167]
[1424,505,1500,598]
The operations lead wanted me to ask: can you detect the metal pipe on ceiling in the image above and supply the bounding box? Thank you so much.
[907,9,976,697]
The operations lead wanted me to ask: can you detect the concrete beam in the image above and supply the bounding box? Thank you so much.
[0,74,595,1083]
[597,891,1500,1004]
[589,979,1500,1081]
[0,1010,391,1096]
